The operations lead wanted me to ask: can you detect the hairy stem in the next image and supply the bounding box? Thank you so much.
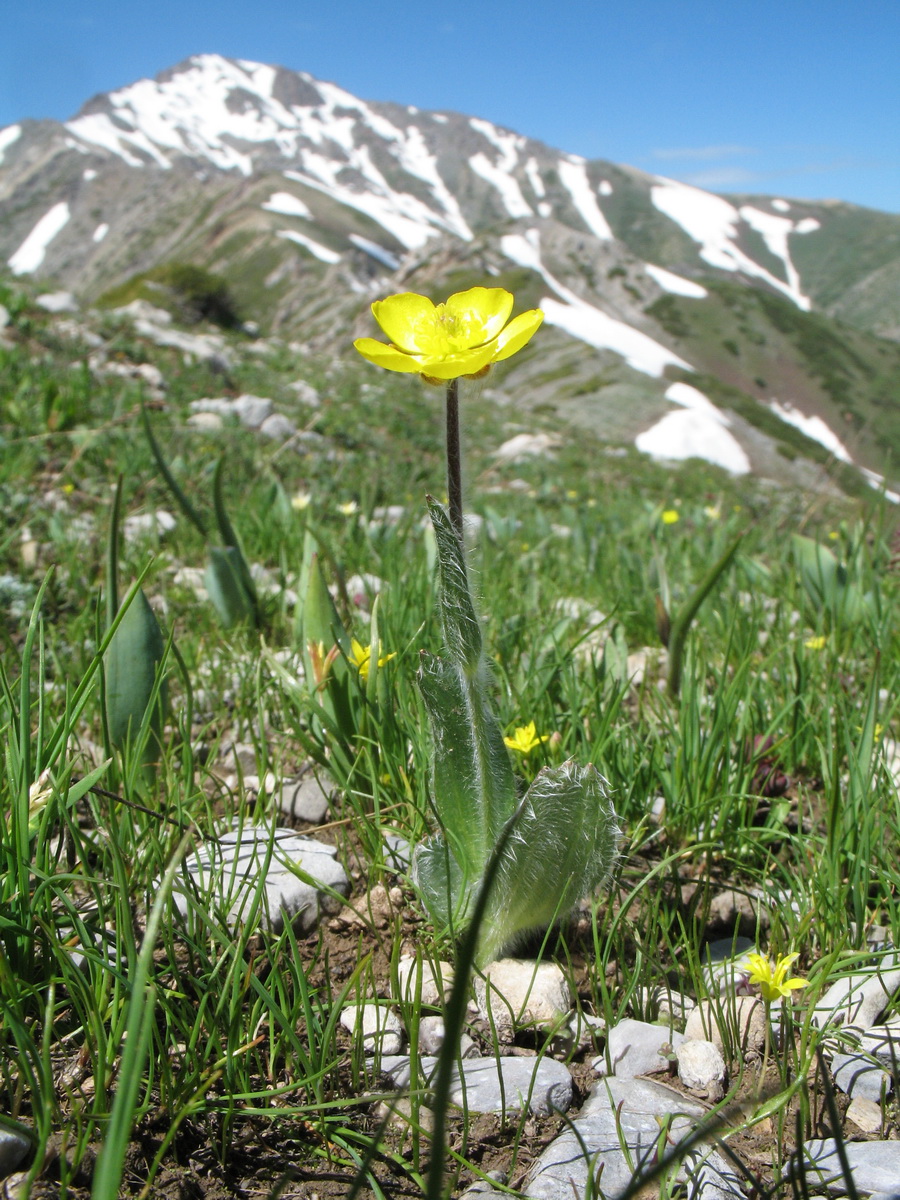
[445,378,463,544]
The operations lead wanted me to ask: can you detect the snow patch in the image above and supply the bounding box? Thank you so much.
[92,223,109,243]
[772,199,790,212]
[525,157,545,198]
[469,153,533,218]
[635,382,750,475]
[644,264,708,299]
[348,234,399,269]
[768,400,852,462]
[558,159,612,240]
[0,124,21,164]
[598,180,613,196]
[8,202,71,275]
[501,229,692,378]
[538,202,552,218]
[795,217,821,234]
[263,191,312,218]
[651,177,813,309]
[277,229,341,263]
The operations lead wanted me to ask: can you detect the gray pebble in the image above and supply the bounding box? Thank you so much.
[0,1127,31,1177]
[798,1139,900,1194]
[277,774,333,822]
[594,1018,686,1079]
[379,1055,573,1116]
[814,964,900,1030]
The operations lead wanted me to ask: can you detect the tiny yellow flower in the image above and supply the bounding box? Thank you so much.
[828,530,839,540]
[746,952,808,1003]
[566,489,579,500]
[804,635,827,650]
[62,482,75,495]
[291,491,312,511]
[337,500,359,516]
[661,509,680,525]
[503,721,550,755]
[347,638,396,681]
[704,505,721,520]
[353,287,543,381]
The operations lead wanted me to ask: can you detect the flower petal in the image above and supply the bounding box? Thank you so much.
[493,308,544,361]
[353,338,423,374]
[371,293,437,353]
[445,287,513,343]
[414,343,497,380]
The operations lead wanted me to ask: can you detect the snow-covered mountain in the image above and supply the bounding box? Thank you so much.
[2,54,899,491]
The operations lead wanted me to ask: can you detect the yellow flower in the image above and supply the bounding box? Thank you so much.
[347,638,396,681]
[704,505,721,520]
[661,509,680,525]
[828,530,839,540]
[353,287,543,381]
[804,635,826,650]
[503,721,550,755]
[291,491,312,511]
[338,500,359,516]
[746,952,808,1003]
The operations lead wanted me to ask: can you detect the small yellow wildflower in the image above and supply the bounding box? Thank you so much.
[828,531,839,540]
[746,952,808,1003]
[353,287,543,382]
[704,505,721,520]
[291,491,312,511]
[348,638,396,681]
[566,489,579,500]
[661,509,680,525]
[804,635,827,650]
[503,721,550,755]
[338,500,359,516]
[62,482,75,495]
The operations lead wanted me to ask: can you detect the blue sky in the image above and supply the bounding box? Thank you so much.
[2,0,898,213]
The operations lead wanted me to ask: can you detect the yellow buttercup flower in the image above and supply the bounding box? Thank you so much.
[348,638,396,681]
[804,635,826,650]
[661,509,680,525]
[503,721,550,755]
[746,952,808,1003]
[353,287,543,381]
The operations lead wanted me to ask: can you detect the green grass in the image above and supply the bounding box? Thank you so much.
[1,272,899,1196]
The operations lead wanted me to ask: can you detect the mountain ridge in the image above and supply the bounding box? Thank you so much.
[2,53,899,496]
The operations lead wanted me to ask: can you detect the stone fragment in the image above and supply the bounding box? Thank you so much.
[232,393,274,428]
[277,773,332,822]
[638,985,692,1026]
[397,956,455,1007]
[594,1018,686,1079]
[846,1095,883,1133]
[379,1054,573,1116]
[493,432,558,462]
[474,960,572,1035]
[169,824,349,935]
[383,834,412,873]
[259,413,298,440]
[830,1026,900,1100]
[706,888,769,937]
[0,1125,31,1176]
[123,510,177,541]
[340,1003,403,1055]
[289,379,320,406]
[684,996,767,1059]
[676,1039,726,1101]
[36,291,77,313]
[416,1016,477,1058]
[813,963,900,1030]
[798,1139,900,1194]
[187,411,224,431]
[524,1077,741,1199]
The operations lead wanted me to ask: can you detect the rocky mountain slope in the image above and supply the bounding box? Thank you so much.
[2,53,899,494]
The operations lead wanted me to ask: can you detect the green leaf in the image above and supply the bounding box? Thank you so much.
[411,834,473,934]
[475,760,620,966]
[204,546,257,628]
[105,589,167,749]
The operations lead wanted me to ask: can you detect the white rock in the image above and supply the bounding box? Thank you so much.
[277,774,332,822]
[474,960,572,1033]
[113,299,172,325]
[701,937,756,994]
[397,956,455,1007]
[289,380,320,406]
[340,1003,403,1055]
[813,963,900,1029]
[846,1095,883,1133]
[417,1015,446,1054]
[684,996,767,1059]
[0,304,10,329]
[36,291,77,313]
[493,432,558,462]
[676,1039,726,1100]
[380,1054,573,1116]
[798,1139,900,1194]
[187,412,224,431]
[168,824,350,936]
[232,394,274,428]
[594,1018,686,1079]
[259,413,298,440]
[123,510,177,541]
